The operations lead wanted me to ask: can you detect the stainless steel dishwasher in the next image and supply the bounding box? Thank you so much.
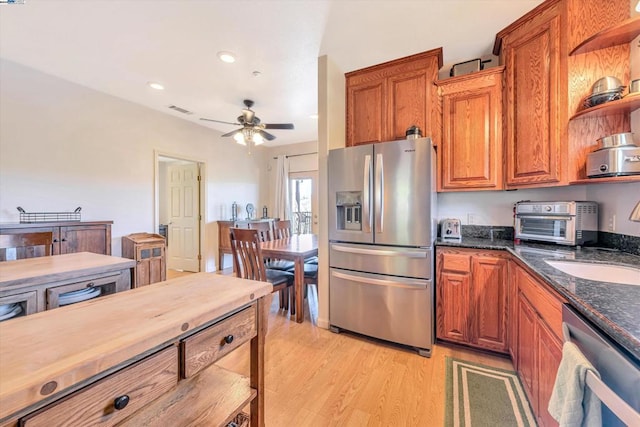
[562,305,640,426]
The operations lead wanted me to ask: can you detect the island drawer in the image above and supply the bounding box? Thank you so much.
[20,346,178,427]
[181,305,257,379]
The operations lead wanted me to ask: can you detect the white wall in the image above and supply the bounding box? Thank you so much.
[317,55,346,329]
[0,59,266,270]
[437,183,640,236]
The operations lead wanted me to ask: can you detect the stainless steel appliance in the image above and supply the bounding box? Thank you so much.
[328,137,437,357]
[515,201,598,246]
[562,305,640,426]
[587,146,640,177]
[440,218,462,242]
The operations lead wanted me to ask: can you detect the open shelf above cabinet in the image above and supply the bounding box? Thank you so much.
[570,16,640,56]
[570,93,640,121]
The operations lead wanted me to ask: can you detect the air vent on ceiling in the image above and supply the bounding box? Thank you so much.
[168,105,194,115]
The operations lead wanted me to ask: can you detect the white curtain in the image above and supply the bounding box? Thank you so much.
[274,155,290,220]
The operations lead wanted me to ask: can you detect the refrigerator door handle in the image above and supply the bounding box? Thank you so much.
[331,270,427,289]
[363,154,372,233]
[331,244,427,258]
[375,153,383,233]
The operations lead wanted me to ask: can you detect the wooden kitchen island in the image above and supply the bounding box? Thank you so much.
[0,272,272,427]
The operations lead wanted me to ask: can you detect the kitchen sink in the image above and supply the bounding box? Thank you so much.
[544,260,640,286]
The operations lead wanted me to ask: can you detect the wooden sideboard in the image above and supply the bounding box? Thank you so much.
[0,272,272,426]
[0,221,113,256]
[0,252,135,317]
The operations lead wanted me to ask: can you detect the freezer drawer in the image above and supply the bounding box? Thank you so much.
[329,242,432,278]
[329,268,434,351]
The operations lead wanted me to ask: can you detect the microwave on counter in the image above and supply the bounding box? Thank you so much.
[514,201,598,246]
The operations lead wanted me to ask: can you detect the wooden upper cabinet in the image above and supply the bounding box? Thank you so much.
[347,79,387,146]
[496,0,565,188]
[345,48,442,147]
[435,67,504,191]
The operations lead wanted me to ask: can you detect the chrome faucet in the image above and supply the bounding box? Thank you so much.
[630,201,640,222]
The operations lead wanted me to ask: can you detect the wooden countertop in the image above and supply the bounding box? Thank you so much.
[0,252,136,291]
[0,272,272,421]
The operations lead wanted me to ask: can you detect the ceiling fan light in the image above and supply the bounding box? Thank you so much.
[233,132,246,145]
[253,132,264,145]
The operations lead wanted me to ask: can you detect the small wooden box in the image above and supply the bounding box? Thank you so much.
[122,233,166,287]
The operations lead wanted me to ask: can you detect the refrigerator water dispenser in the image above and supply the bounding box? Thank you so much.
[336,191,362,231]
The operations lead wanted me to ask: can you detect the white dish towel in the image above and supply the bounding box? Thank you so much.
[548,341,602,427]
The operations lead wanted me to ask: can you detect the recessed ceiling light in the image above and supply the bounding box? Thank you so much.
[147,82,164,90]
[217,51,236,63]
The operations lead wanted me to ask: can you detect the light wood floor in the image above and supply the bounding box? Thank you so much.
[216,287,515,427]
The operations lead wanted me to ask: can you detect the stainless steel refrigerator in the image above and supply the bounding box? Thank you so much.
[328,137,437,357]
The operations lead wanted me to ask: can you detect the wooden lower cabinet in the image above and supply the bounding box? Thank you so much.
[513,261,565,427]
[436,248,509,353]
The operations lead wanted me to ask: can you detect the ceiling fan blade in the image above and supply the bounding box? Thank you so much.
[257,129,277,141]
[264,123,294,130]
[221,129,242,138]
[200,118,240,126]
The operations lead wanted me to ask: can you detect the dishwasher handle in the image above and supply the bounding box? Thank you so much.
[562,323,640,427]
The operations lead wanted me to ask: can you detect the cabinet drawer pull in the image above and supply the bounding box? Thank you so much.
[53,239,59,242]
[61,238,67,242]
[86,282,95,288]
[223,335,234,345]
[113,395,130,410]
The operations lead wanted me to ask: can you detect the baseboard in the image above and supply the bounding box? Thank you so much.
[317,316,330,329]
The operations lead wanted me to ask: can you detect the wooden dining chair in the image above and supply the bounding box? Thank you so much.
[248,221,272,243]
[0,232,53,262]
[229,228,294,311]
[254,221,295,272]
[273,220,292,239]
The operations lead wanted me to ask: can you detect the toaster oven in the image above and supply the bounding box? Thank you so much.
[514,201,598,246]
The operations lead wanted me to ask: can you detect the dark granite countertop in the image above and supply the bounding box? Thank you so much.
[436,238,640,363]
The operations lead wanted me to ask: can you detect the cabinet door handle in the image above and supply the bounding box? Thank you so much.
[61,238,67,242]
[223,335,234,345]
[113,395,130,410]
[53,239,59,242]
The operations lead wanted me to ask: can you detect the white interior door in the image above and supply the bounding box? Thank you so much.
[290,171,318,234]
[167,163,200,271]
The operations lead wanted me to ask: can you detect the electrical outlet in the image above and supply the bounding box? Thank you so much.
[608,214,616,232]
[467,213,476,225]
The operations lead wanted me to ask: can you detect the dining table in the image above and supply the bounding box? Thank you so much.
[261,234,318,323]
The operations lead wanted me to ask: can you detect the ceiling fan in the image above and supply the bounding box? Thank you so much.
[200,99,294,146]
